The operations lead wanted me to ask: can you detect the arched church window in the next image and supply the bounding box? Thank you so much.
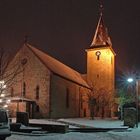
[36,85,39,100]
[66,88,69,108]
[11,87,14,97]
[23,82,26,97]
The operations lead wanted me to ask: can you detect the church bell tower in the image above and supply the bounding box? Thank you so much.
[86,4,115,117]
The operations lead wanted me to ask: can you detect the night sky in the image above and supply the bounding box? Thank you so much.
[1,0,140,76]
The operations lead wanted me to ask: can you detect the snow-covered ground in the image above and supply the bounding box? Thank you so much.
[7,118,140,140]
[58,118,127,128]
[6,132,124,140]
[12,118,63,125]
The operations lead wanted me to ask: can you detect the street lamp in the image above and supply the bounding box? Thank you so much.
[127,77,139,128]
[127,78,134,83]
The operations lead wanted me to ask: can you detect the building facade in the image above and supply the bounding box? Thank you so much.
[7,44,90,118]
[86,13,115,117]
[7,8,115,119]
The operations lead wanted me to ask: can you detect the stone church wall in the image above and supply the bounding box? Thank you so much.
[50,74,89,118]
[7,45,51,118]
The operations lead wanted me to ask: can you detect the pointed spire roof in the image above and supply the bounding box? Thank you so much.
[90,4,112,47]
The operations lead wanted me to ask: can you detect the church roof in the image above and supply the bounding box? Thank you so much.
[90,15,112,47]
[26,44,90,89]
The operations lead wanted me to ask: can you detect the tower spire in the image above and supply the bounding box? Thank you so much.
[90,1,112,47]
[24,35,28,44]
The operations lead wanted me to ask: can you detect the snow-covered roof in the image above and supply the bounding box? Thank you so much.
[10,97,35,102]
[26,44,90,89]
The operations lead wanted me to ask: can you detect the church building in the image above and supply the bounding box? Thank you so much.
[7,6,115,119]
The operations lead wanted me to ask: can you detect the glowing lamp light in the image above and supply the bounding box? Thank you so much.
[0,81,4,84]
[3,84,6,89]
[7,99,11,104]
[1,94,5,97]
[127,78,134,83]
[0,99,2,103]
[3,104,8,108]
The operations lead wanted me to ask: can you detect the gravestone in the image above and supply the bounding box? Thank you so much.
[124,107,136,128]
[16,112,29,126]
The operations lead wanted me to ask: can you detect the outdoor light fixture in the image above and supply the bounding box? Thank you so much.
[127,78,134,83]
[3,104,8,108]
[127,77,139,128]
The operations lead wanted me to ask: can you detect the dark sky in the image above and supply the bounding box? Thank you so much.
[1,0,140,75]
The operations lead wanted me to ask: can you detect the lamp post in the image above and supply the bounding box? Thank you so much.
[127,78,139,128]
[136,80,139,128]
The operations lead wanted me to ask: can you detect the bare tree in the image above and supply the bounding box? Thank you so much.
[84,83,114,119]
[96,88,112,118]
[86,85,97,119]
[0,47,22,108]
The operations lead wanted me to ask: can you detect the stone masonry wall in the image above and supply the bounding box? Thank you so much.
[8,45,51,118]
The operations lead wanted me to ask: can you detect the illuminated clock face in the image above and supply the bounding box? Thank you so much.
[95,51,101,56]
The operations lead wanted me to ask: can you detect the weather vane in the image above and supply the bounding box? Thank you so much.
[99,0,104,16]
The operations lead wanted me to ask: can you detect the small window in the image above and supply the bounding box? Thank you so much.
[84,108,86,117]
[36,85,39,100]
[66,88,69,108]
[21,58,28,65]
[23,82,26,97]
[11,87,14,97]
[97,74,99,78]
[95,51,101,61]
[97,55,100,60]
[36,105,40,112]
[80,94,83,109]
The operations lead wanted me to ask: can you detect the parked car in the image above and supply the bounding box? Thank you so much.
[0,109,11,140]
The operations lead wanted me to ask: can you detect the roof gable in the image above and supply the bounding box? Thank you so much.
[90,15,112,47]
[26,44,90,89]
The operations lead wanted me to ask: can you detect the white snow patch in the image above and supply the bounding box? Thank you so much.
[58,118,128,128]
